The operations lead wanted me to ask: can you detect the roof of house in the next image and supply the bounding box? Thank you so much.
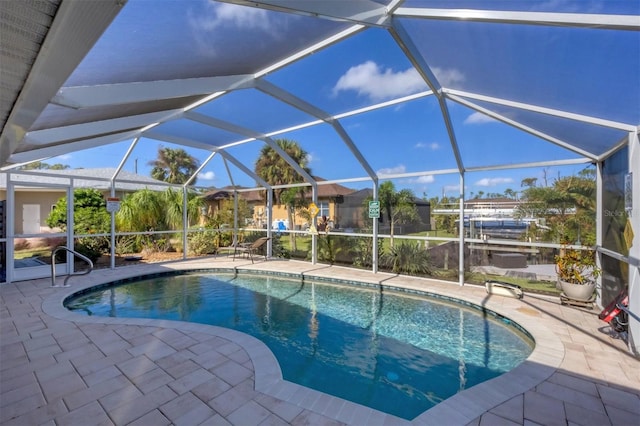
[202,178,356,204]
[202,186,265,203]
[1,168,170,192]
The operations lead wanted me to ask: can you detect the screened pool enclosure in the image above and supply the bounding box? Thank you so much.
[1,1,639,353]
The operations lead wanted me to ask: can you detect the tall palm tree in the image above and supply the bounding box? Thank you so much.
[149,146,199,185]
[379,181,420,248]
[162,188,204,230]
[116,189,164,232]
[255,139,311,250]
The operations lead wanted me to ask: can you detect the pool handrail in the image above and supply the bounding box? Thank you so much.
[51,246,94,287]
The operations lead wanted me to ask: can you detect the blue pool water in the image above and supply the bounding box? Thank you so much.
[65,272,534,420]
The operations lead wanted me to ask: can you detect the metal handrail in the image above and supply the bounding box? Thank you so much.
[617,303,640,324]
[51,246,94,287]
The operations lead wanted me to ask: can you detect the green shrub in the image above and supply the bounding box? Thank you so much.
[78,235,109,255]
[187,229,218,256]
[352,236,384,268]
[114,235,141,255]
[380,242,432,276]
[76,243,102,263]
[317,234,351,264]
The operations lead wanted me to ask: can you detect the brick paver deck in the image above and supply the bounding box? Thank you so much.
[1,257,638,425]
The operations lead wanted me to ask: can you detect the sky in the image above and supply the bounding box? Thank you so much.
[41,0,638,200]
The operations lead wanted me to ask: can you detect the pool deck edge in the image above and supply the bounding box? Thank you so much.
[4,258,639,425]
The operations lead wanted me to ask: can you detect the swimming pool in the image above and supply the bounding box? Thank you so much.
[65,271,534,420]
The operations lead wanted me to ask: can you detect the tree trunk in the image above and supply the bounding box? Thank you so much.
[390,219,395,249]
[287,207,297,251]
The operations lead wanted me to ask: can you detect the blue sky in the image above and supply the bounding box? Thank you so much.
[44,0,637,199]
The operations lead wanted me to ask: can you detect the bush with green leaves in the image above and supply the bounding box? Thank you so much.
[73,241,103,263]
[380,241,432,276]
[316,234,351,265]
[114,235,141,255]
[348,236,384,268]
[271,234,290,259]
[47,189,111,254]
[187,229,218,256]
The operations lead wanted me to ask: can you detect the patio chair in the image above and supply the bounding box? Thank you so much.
[233,237,270,263]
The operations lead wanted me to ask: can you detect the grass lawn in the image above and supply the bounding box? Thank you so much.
[14,248,52,260]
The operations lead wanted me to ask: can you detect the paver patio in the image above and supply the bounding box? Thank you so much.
[1,257,638,425]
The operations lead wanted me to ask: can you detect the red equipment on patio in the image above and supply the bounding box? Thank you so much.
[599,288,629,332]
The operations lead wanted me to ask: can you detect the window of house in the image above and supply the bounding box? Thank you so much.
[318,201,329,218]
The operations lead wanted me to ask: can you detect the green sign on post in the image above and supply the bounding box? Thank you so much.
[368,200,380,219]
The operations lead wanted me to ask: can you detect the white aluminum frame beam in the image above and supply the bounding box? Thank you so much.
[389,20,465,173]
[52,75,255,109]
[395,8,640,31]
[256,25,366,78]
[184,111,316,185]
[449,94,600,160]
[223,0,390,27]
[24,110,183,146]
[255,79,378,180]
[445,89,637,132]
[8,129,142,164]
[143,130,271,189]
[0,0,126,166]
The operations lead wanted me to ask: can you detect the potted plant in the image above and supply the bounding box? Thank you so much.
[555,247,601,301]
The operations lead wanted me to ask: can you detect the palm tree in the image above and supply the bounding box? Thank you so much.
[149,146,199,185]
[515,168,596,244]
[162,188,204,230]
[255,139,311,250]
[378,181,420,248]
[117,189,164,232]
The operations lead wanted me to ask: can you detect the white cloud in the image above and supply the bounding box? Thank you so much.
[56,154,72,160]
[191,3,271,32]
[306,152,315,164]
[377,164,406,175]
[333,61,465,101]
[198,171,216,180]
[188,3,276,56]
[475,177,514,187]
[464,111,497,125]
[413,175,435,184]
[416,142,440,151]
[432,67,466,87]
[333,61,427,101]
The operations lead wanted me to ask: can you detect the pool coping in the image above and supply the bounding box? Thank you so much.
[41,261,564,425]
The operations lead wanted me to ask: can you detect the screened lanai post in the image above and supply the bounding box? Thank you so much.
[459,174,465,286]
[628,130,640,354]
[109,182,116,269]
[267,189,273,258]
[111,136,139,269]
[68,184,75,275]
[596,160,604,307]
[372,179,379,274]
[233,190,239,247]
[311,186,318,265]
[5,178,15,283]
[182,186,188,260]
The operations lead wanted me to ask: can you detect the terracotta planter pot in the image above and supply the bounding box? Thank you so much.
[560,280,596,301]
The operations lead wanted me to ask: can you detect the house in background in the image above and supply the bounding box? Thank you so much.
[0,168,168,235]
[201,177,356,230]
[201,180,432,233]
[338,188,431,233]
[1,168,171,281]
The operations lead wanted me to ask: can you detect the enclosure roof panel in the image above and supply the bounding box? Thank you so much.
[1,0,638,193]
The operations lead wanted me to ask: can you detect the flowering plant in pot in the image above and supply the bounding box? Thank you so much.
[555,247,601,301]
